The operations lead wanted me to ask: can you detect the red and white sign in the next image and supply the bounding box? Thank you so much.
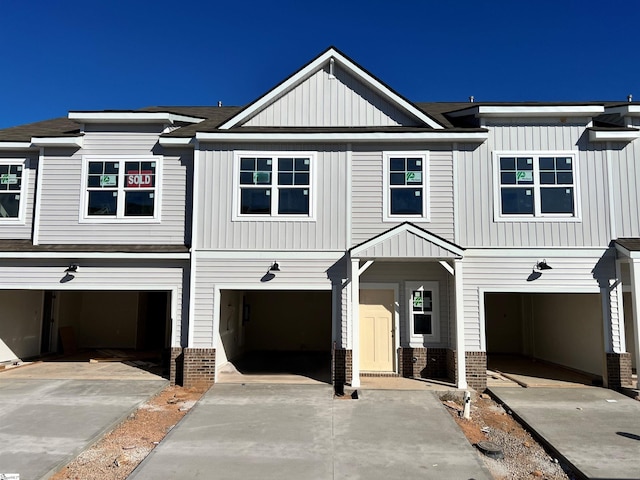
[126,170,153,188]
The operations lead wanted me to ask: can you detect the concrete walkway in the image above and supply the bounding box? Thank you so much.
[489,386,640,480]
[130,384,492,480]
[0,369,166,480]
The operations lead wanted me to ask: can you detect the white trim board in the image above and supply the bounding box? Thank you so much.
[68,112,205,124]
[195,131,488,143]
[463,248,608,258]
[448,105,605,118]
[0,252,190,259]
[218,48,444,130]
[195,250,344,260]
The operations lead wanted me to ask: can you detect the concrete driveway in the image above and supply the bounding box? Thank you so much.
[129,384,492,480]
[489,386,640,480]
[0,362,166,480]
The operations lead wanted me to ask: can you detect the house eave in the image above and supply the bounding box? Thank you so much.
[448,105,605,118]
[588,129,640,142]
[68,112,205,124]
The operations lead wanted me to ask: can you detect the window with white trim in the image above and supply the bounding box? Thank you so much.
[384,152,429,221]
[406,281,439,344]
[0,160,26,221]
[83,156,160,220]
[235,152,314,219]
[495,152,578,219]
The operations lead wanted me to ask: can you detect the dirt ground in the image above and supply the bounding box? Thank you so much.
[441,393,575,480]
[50,385,205,480]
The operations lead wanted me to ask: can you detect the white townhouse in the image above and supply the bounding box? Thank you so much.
[0,47,638,391]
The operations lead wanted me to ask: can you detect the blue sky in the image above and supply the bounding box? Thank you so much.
[1,0,639,128]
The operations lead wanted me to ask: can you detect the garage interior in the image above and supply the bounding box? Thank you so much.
[484,292,605,387]
[0,290,171,377]
[217,289,332,383]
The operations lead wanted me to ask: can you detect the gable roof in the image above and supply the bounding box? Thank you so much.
[350,222,464,259]
[217,46,445,130]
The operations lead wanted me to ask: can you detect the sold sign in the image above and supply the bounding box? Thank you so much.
[127,170,153,187]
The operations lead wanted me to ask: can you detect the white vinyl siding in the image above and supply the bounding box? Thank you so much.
[36,126,190,245]
[197,144,347,250]
[243,65,419,127]
[610,119,640,237]
[351,146,455,245]
[458,119,611,247]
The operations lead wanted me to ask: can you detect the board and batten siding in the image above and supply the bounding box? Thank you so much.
[0,259,186,347]
[351,145,455,246]
[610,121,640,237]
[36,127,191,245]
[458,119,612,247]
[461,251,619,351]
[359,261,452,349]
[243,65,419,127]
[192,256,340,348]
[197,144,347,250]
[0,151,37,240]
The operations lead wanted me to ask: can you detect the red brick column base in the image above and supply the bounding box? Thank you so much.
[465,351,487,391]
[169,347,183,386]
[606,352,632,389]
[183,348,216,390]
[333,349,352,387]
[398,347,452,382]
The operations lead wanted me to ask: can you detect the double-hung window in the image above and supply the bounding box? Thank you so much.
[384,152,429,221]
[406,281,439,345]
[83,156,160,221]
[235,152,314,219]
[494,151,579,220]
[0,160,27,222]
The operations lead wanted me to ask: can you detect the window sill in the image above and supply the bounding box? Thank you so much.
[493,215,582,223]
[383,215,430,223]
[79,217,161,225]
[232,215,316,222]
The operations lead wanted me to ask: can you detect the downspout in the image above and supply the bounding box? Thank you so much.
[187,140,200,351]
[32,147,45,245]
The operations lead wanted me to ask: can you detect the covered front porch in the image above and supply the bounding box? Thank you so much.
[337,223,469,389]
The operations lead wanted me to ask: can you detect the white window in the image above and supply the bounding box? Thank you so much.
[233,151,315,220]
[406,281,439,345]
[0,159,27,223]
[383,152,429,221]
[493,151,580,220]
[81,156,161,222]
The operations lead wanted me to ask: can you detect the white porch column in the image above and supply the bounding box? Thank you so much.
[454,259,467,389]
[630,260,640,389]
[350,258,361,388]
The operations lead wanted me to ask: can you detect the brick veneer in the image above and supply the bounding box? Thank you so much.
[333,348,352,386]
[465,351,487,391]
[170,347,183,386]
[606,352,632,389]
[183,348,216,389]
[399,347,452,381]
[446,349,457,383]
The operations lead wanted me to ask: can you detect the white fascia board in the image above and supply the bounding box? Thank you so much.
[449,105,605,118]
[0,142,33,150]
[463,248,608,258]
[589,130,640,142]
[195,250,344,260]
[351,224,464,258]
[0,251,190,259]
[196,131,487,143]
[218,48,444,130]
[614,243,640,259]
[31,137,83,147]
[158,137,194,147]
[604,105,640,117]
[68,112,205,124]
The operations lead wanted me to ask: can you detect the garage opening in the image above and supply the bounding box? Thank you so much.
[217,290,332,383]
[0,290,172,377]
[484,292,604,387]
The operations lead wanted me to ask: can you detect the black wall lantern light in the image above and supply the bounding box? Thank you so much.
[64,264,79,273]
[535,260,552,271]
[269,261,280,272]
